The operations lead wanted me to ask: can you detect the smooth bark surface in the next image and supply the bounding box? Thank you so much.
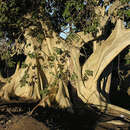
[0,20,130,117]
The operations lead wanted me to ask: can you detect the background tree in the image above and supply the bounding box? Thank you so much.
[0,0,130,117]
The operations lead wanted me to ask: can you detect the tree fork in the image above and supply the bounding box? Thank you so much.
[77,19,130,114]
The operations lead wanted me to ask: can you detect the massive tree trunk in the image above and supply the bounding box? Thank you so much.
[0,19,130,118]
[81,20,130,106]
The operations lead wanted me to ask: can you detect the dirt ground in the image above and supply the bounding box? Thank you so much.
[0,115,49,130]
[0,103,129,130]
[0,74,129,130]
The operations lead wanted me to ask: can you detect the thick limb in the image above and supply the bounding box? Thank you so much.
[76,20,130,107]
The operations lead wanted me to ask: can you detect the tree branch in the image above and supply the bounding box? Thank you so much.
[76,19,130,107]
[82,19,130,80]
[100,0,128,27]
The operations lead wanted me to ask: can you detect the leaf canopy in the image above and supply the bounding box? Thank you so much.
[0,0,129,41]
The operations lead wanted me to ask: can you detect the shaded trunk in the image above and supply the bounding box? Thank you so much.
[0,20,130,119]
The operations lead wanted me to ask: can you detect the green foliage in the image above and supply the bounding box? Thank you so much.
[21,63,28,68]
[49,62,54,68]
[124,10,130,17]
[50,79,58,88]
[54,47,63,55]
[70,72,78,81]
[29,27,45,44]
[119,0,130,4]
[124,48,130,65]
[0,31,4,38]
[7,60,15,68]
[20,69,29,87]
[1,51,10,60]
[85,70,93,76]
[28,52,37,59]
[125,59,130,65]
[83,70,93,81]
[0,0,129,42]
[49,72,55,77]
[48,55,55,62]
[40,88,49,98]
[118,8,130,18]
[61,0,99,34]
[0,0,42,40]
[66,32,80,43]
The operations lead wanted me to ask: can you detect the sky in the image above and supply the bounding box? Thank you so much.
[60,24,70,39]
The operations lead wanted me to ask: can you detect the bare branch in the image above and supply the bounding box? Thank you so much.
[76,32,94,44]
